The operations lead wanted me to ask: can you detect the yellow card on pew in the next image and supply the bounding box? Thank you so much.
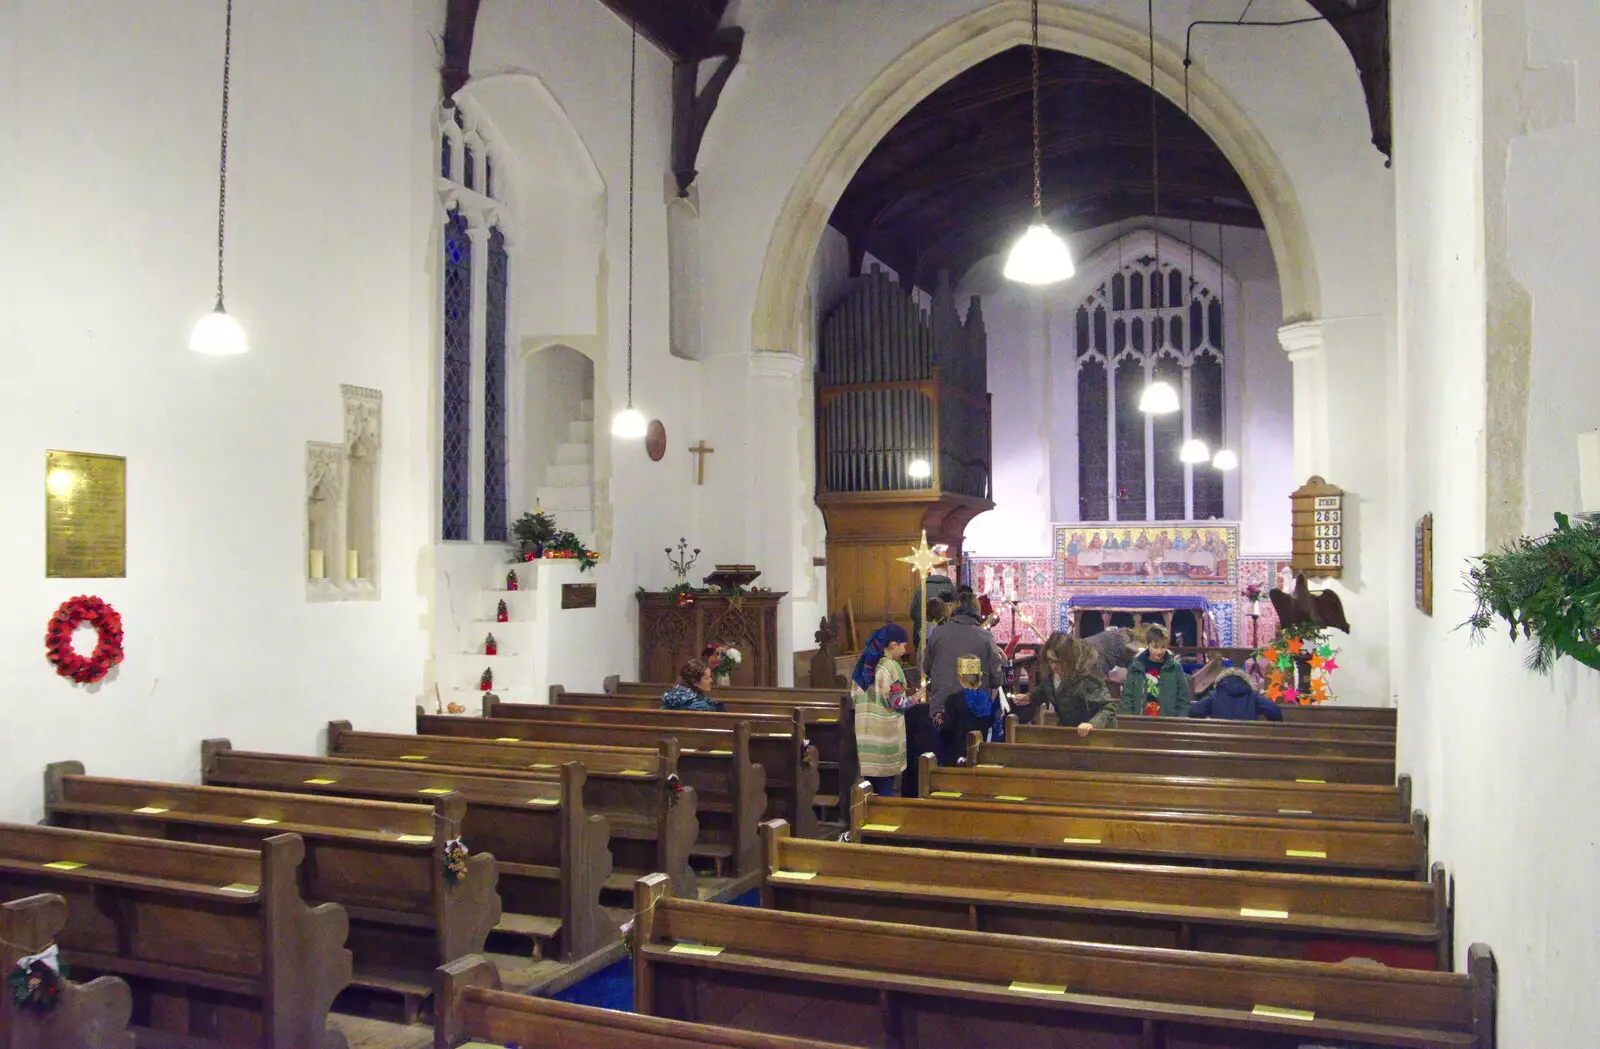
[995,795,1029,802]
[397,834,432,844]
[1294,778,1326,784]
[460,1043,509,1048]
[399,755,428,762]
[43,861,86,871]
[418,787,452,795]
[526,798,559,806]
[1240,907,1290,919]
[1285,849,1327,859]
[1252,1004,1315,1022]
[133,806,169,815]
[304,778,338,786]
[929,791,962,798]
[494,737,521,743]
[620,769,650,776]
[707,750,732,756]
[1062,837,1102,845]
[770,870,818,881]
[860,823,900,833]
[529,763,556,769]
[669,943,725,957]
[220,883,258,894]
[977,763,1005,768]
[1278,808,1313,815]
[816,717,839,723]
[1009,981,1067,995]
[242,817,279,826]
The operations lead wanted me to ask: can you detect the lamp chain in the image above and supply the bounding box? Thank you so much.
[1147,0,1160,276]
[1030,0,1041,213]
[626,18,637,410]
[214,0,233,310]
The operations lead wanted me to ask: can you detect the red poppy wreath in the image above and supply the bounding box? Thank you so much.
[44,596,124,684]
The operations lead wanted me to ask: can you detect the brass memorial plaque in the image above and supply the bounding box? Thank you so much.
[45,450,126,578]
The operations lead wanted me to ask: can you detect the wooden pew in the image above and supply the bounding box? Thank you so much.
[481,701,824,837]
[203,742,696,901]
[0,824,349,1049]
[550,687,858,812]
[607,678,845,706]
[918,755,1413,822]
[970,734,1397,785]
[328,725,710,889]
[1112,713,1396,746]
[414,713,778,876]
[434,955,858,1049]
[0,894,135,1049]
[633,874,1497,1049]
[43,763,498,1019]
[849,784,1428,880]
[199,742,614,961]
[1006,716,1397,760]
[760,821,1450,970]
[1281,704,1397,728]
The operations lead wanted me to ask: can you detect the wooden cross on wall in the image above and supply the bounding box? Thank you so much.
[689,441,715,485]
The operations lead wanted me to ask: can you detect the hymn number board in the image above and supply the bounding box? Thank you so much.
[1290,476,1344,579]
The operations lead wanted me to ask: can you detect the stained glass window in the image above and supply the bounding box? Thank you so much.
[441,209,472,541]
[483,226,508,542]
[1073,241,1228,521]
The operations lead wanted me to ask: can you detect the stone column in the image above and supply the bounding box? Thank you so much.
[746,351,813,685]
[1278,319,1328,480]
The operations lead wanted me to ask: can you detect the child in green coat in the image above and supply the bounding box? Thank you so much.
[1119,625,1193,717]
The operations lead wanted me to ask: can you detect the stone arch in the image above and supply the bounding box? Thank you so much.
[750,2,1318,355]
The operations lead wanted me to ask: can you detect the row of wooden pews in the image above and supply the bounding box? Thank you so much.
[535,680,1494,1049]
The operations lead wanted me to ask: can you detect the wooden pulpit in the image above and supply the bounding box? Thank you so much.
[636,591,787,686]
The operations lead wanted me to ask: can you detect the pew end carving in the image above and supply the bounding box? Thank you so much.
[0,894,135,1049]
[431,954,501,1049]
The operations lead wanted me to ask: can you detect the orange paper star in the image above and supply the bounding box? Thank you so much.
[1266,685,1283,701]
[1268,671,1286,686]
[1286,639,1305,655]
[1263,648,1281,663]
[1310,654,1327,670]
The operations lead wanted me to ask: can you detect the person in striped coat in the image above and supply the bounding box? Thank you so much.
[850,624,922,797]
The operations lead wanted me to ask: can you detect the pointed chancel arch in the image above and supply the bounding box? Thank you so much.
[750,2,1318,356]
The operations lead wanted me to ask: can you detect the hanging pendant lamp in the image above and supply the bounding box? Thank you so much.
[1003,0,1074,285]
[1179,438,1211,464]
[190,0,246,355]
[611,18,648,438]
[1137,0,1180,414]
[1211,448,1239,471]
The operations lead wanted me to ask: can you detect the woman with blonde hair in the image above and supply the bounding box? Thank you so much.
[1024,632,1117,736]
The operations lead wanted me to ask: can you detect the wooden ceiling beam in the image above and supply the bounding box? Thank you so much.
[440,0,483,103]
[593,0,728,61]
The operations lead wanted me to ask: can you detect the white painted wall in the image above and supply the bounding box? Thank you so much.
[1393,0,1600,1042]
[0,0,437,820]
[521,344,593,497]
[957,220,1292,560]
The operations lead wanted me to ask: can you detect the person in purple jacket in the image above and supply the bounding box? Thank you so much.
[1189,668,1283,722]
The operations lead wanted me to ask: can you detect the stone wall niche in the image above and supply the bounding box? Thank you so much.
[343,385,382,597]
[305,442,344,602]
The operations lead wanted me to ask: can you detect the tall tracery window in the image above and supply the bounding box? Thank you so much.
[1075,248,1226,522]
[438,103,510,543]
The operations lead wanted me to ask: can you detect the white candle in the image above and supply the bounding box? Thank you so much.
[347,550,360,579]
[1580,431,1600,513]
[309,549,326,579]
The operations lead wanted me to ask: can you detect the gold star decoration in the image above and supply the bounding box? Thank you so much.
[897,530,949,579]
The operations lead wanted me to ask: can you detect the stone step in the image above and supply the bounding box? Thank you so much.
[537,484,593,512]
[552,509,594,536]
[578,398,594,422]
[566,419,593,443]
[546,461,592,487]
[554,442,592,466]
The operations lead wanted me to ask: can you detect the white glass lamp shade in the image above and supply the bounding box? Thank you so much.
[189,307,247,356]
[1138,380,1180,414]
[907,458,932,479]
[1003,221,1076,285]
[610,406,648,438]
[1178,438,1211,464]
[1211,448,1239,471]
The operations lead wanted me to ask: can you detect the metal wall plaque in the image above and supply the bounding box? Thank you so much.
[45,450,126,578]
[561,583,597,609]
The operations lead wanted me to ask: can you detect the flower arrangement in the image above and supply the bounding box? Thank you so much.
[1244,583,1264,603]
[544,529,599,571]
[442,838,470,884]
[707,643,742,685]
[7,948,65,1014]
[1464,512,1600,673]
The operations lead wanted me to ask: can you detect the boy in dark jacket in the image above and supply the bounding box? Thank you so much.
[1190,668,1284,721]
[1118,625,1193,717]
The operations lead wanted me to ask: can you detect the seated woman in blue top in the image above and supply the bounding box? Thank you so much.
[660,658,725,712]
[1190,667,1283,721]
